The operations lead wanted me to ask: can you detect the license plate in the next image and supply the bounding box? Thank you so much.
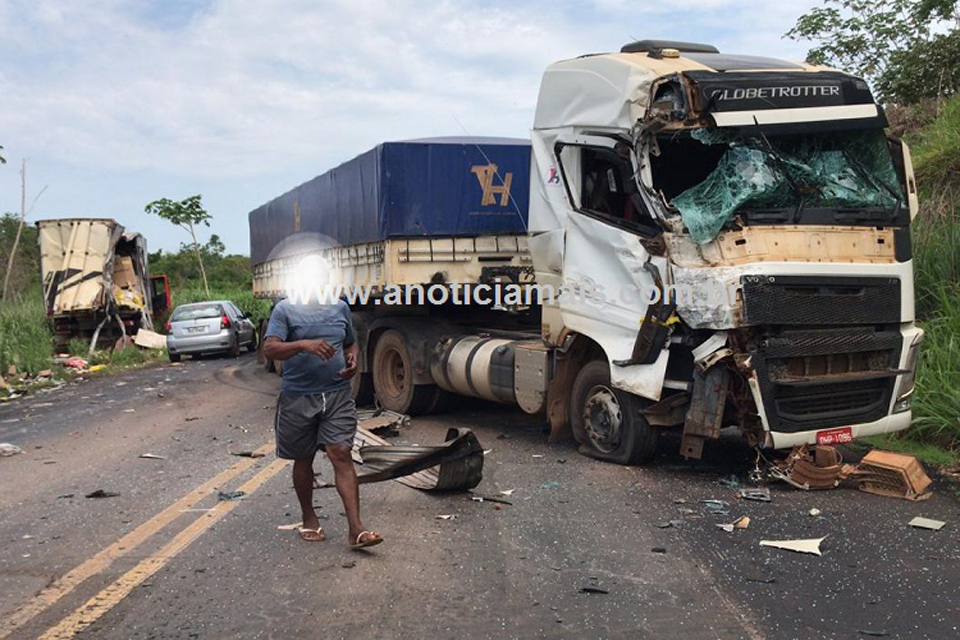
[816,427,853,446]
[186,326,205,334]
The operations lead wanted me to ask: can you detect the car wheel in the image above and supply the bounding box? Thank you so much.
[245,330,258,353]
[168,352,181,363]
[570,360,657,465]
[228,334,241,358]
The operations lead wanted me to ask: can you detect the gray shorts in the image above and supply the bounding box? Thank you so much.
[274,386,357,460]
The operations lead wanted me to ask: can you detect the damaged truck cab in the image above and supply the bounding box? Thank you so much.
[529,40,922,462]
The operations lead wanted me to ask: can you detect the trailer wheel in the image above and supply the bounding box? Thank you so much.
[372,329,435,415]
[570,360,657,465]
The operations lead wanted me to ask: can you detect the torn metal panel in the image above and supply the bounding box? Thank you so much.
[340,427,484,492]
[760,536,827,556]
[680,365,731,459]
[850,450,932,501]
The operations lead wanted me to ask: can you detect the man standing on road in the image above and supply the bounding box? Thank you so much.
[262,296,383,549]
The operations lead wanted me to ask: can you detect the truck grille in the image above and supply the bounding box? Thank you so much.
[741,275,901,326]
[750,328,901,433]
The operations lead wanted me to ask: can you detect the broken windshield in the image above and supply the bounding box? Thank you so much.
[651,129,903,244]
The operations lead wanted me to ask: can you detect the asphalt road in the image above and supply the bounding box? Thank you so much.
[0,354,957,640]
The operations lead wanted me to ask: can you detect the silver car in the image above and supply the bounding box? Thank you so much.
[165,301,257,362]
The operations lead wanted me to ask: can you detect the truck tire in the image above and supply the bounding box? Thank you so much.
[372,329,435,415]
[351,372,375,407]
[570,360,658,465]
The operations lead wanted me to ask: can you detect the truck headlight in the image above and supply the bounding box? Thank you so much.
[893,331,923,413]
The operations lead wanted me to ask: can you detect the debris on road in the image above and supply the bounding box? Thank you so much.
[498,489,515,496]
[277,522,303,531]
[540,481,560,490]
[578,587,609,595]
[716,516,750,532]
[217,490,246,501]
[809,508,822,517]
[230,450,265,458]
[435,514,456,520]
[760,536,828,556]
[470,495,513,506]
[908,517,945,531]
[85,489,121,499]
[858,630,890,637]
[738,487,772,502]
[134,328,167,350]
[770,445,843,490]
[700,499,730,514]
[0,443,24,457]
[321,426,484,493]
[850,450,933,501]
[651,547,667,554]
[139,453,165,460]
[57,494,75,499]
[355,408,410,436]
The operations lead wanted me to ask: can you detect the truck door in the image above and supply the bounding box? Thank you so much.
[553,136,671,400]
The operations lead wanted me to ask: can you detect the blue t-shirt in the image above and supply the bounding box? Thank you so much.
[264,299,356,395]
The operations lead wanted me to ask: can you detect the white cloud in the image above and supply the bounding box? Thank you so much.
[0,0,822,252]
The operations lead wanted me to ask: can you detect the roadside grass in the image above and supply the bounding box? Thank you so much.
[0,296,53,376]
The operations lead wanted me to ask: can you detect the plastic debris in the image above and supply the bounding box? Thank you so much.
[738,487,772,502]
[435,514,456,520]
[88,364,107,373]
[851,450,933,501]
[498,489,515,497]
[700,499,730,514]
[217,490,246,501]
[540,481,560,490]
[85,489,120,499]
[139,453,165,460]
[0,443,24,457]
[718,474,741,488]
[908,517,945,531]
[760,536,828,556]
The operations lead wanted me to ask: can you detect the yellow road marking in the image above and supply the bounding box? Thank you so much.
[0,442,275,640]
[38,457,288,640]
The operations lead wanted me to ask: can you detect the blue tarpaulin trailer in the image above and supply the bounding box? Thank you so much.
[248,137,531,266]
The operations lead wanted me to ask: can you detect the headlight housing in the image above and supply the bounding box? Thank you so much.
[893,330,924,413]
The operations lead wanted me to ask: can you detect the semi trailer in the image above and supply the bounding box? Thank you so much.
[249,40,922,464]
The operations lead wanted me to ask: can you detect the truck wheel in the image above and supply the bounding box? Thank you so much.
[372,329,435,415]
[351,372,375,407]
[570,360,658,465]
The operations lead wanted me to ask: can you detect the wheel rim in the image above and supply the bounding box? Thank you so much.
[582,384,622,454]
[378,347,408,401]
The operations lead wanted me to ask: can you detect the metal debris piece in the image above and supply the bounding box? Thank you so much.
[322,427,483,492]
[908,517,945,531]
[771,445,844,490]
[138,453,165,460]
[738,487,772,502]
[578,587,609,594]
[760,536,828,556]
[746,575,776,584]
[651,547,667,554]
[858,630,889,637]
[217,490,246,501]
[851,450,933,501]
[471,495,513,506]
[230,451,265,458]
[355,408,410,435]
[85,489,120,499]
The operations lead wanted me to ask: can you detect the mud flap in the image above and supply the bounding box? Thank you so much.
[680,365,730,459]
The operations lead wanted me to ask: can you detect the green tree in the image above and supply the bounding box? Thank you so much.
[786,0,960,104]
[145,195,212,296]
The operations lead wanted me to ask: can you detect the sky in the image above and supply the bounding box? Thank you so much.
[0,0,822,256]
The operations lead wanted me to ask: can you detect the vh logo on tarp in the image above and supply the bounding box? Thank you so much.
[471,164,513,206]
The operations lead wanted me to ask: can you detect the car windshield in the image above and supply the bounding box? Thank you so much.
[171,304,223,322]
[652,129,903,244]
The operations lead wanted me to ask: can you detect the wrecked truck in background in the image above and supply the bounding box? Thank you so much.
[37,218,170,348]
[249,40,922,465]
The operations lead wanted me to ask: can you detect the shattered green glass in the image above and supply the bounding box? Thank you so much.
[671,130,902,244]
